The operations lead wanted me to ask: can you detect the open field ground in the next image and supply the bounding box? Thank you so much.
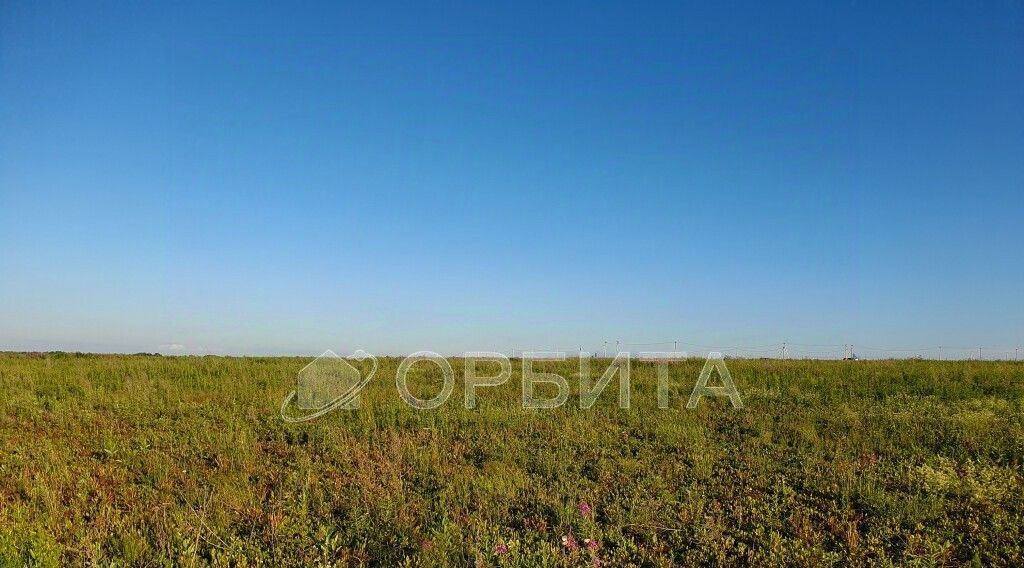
[1,353,1023,566]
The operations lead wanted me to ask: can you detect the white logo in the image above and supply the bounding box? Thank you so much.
[280,350,743,422]
[279,350,377,422]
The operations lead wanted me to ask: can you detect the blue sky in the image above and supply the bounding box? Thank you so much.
[1,1,1022,357]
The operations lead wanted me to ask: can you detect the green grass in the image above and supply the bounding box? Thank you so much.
[1,352,1023,566]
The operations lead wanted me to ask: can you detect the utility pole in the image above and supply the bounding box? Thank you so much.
[938,346,942,360]
[615,339,620,354]
[673,340,678,352]
[782,342,787,360]
[603,341,608,358]
[979,347,983,360]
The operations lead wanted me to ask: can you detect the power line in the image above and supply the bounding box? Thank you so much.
[506,338,1022,361]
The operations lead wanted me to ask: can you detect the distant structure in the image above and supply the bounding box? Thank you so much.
[843,344,859,361]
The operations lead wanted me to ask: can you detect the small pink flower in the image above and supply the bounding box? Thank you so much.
[585,538,599,551]
[579,500,593,518]
[562,533,579,551]
[494,542,509,555]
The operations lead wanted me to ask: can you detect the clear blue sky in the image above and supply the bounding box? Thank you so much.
[1,1,1022,357]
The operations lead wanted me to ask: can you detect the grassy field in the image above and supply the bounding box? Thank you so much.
[1,353,1022,566]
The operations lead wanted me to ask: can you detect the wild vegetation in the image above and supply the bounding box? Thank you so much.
[0,352,1022,566]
